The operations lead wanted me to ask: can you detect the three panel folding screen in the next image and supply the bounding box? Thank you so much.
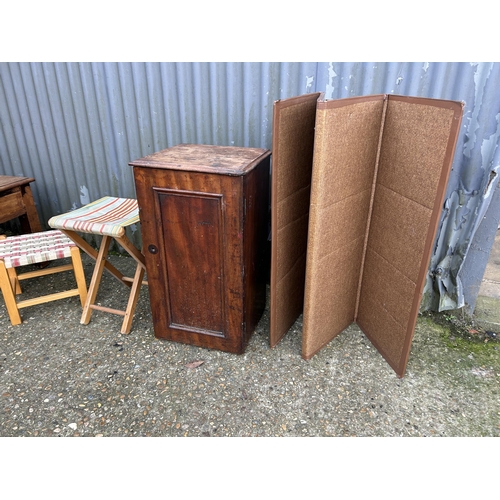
[270,93,463,377]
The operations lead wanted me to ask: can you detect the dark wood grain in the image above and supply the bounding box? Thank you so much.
[159,189,224,333]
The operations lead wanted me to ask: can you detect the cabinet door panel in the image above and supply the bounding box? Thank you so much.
[157,189,225,335]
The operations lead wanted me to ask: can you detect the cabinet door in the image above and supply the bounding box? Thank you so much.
[134,167,246,353]
[157,188,225,335]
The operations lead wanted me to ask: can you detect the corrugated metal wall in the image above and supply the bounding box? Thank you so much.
[1,62,499,312]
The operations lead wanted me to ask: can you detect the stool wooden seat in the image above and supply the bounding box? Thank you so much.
[48,196,147,334]
[0,230,88,325]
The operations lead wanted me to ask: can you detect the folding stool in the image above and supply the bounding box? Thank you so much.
[48,196,147,334]
[0,230,88,325]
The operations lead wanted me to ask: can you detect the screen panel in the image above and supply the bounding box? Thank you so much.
[270,93,320,347]
[357,96,463,376]
[302,95,386,359]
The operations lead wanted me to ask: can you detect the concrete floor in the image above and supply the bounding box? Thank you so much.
[1,250,499,439]
[0,224,499,442]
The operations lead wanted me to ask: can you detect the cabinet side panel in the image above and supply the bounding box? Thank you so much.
[157,189,224,335]
[243,156,270,344]
[357,96,463,376]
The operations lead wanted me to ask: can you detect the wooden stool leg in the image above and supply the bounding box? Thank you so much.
[0,240,22,294]
[0,260,22,325]
[7,267,22,295]
[81,235,112,325]
[121,263,145,334]
[70,246,88,308]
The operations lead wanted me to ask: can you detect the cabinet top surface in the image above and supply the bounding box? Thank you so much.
[129,144,271,175]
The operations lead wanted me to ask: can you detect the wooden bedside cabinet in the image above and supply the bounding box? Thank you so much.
[130,144,271,354]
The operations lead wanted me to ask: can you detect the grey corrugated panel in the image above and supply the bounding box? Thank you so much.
[427,63,500,311]
[1,62,499,311]
[293,62,500,313]
[460,182,500,314]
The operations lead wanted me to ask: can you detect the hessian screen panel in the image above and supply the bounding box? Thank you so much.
[271,93,463,377]
[302,95,386,359]
[270,92,320,348]
[356,95,463,376]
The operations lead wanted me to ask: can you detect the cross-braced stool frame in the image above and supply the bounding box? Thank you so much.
[49,197,147,334]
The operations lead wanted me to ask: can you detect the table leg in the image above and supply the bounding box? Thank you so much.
[20,184,42,233]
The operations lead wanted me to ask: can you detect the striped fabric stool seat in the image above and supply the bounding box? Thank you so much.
[0,230,76,268]
[0,230,88,326]
[48,196,139,237]
[48,196,147,334]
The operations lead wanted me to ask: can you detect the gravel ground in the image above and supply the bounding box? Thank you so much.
[1,253,499,439]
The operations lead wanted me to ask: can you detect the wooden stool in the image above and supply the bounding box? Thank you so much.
[0,230,88,325]
[48,196,147,334]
